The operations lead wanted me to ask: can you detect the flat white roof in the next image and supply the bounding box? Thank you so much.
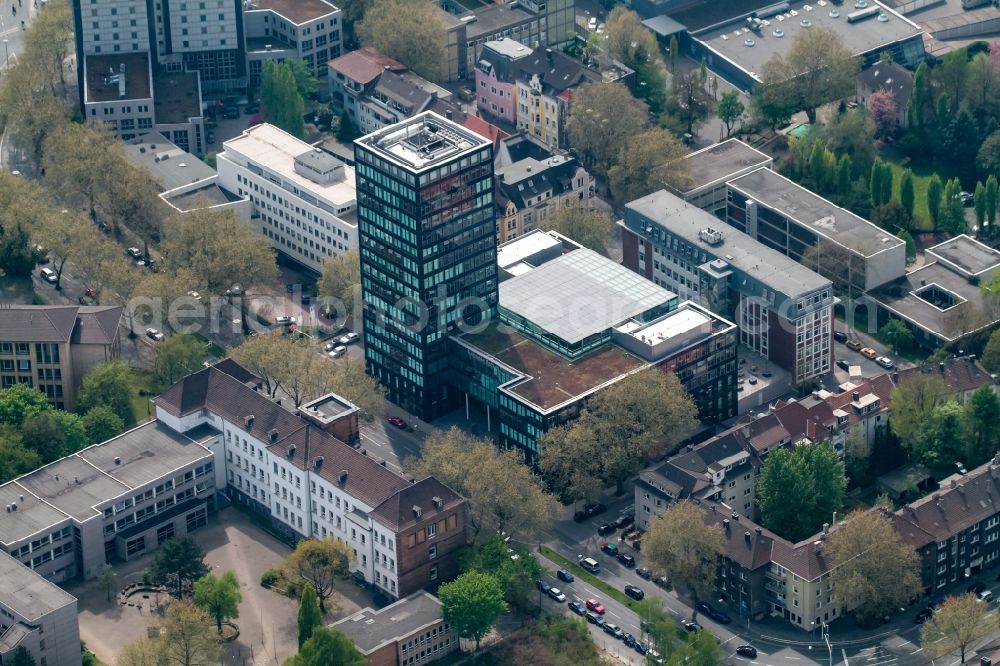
[625,307,711,343]
[221,123,357,210]
[497,230,561,269]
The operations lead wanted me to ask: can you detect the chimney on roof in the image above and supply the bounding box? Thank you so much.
[852,391,860,401]
[723,518,730,532]
[269,429,279,443]
[731,512,739,521]
[823,522,829,535]
[245,415,254,428]
[432,496,443,509]
[755,526,762,534]
[338,470,348,484]
[413,505,422,519]
[114,457,121,465]
[940,362,945,372]
[313,456,324,470]
[744,531,751,544]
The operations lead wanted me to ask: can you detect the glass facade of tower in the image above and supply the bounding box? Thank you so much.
[354,113,498,421]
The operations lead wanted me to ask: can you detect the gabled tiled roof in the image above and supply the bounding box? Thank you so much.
[155,364,427,511]
[327,47,405,85]
[370,477,464,532]
[72,306,123,345]
[701,503,776,571]
[895,357,997,396]
[0,306,80,342]
[514,46,600,95]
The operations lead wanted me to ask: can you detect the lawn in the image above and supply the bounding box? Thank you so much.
[887,161,932,232]
[129,367,158,424]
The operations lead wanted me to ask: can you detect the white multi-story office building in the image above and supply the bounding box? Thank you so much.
[244,0,342,88]
[217,123,357,273]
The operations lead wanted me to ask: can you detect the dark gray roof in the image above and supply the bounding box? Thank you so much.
[0,552,76,621]
[465,4,535,40]
[641,14,687,37]
[372,71,436,114]
[515,46,601,95]
[479,39,532,84]
[857,60,913,109]
[330,592,444,654]
[370,477,464,532]
[0,306,79,342]
[72,306,122,345]
[496,154,581,210]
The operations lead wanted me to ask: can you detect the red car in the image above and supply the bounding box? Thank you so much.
[586,598,605,614]
[387,416,408,429]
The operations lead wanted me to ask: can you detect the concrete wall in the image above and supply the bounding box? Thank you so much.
[863,242,907,291]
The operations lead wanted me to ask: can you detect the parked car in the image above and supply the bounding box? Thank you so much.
[580,557,600,573]
[967,581,987,595]
[603,623,624,639]
[327,346,346,358]
[274,315,296,325]
[622,633,636,648]
[846,339,862,351]
[682,620,702,632]
[914,608,933,624]
[636,567,652,580]
[187,291,202,301]
[585,610,604,626]
[145,328,165,341]
[324,341,338,352]
[634,642,649,656]
[696,601,714,615]
[573,502,608,522]
[547,587,566,602]
[860,347,878,359]
[601,542,619,556]
[586,598,605,614]
[597,523,616,536]
[736,645,758,658]
[979,590,994,604]
[836,359,851,372]
[587,16,597,30]
[223,106,240,119]
[387,416,408,429]
[617,553,636,568]
[614,513,634,529]
[127,247,143,259]
[40,267,58,283]
[568,600,585,615]
[624,584,644,601]
[653,575,670,589]
[537,580,551,594]
[709,608,732,624]
[876,356,895,369]
[958,190,975,207]
[339,332,360,344]
[833,330,848,343]
[556,568,574,583]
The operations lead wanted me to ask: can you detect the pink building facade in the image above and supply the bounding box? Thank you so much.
[475,38,530,125]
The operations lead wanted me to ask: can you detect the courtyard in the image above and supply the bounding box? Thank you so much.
[68,507,373,665]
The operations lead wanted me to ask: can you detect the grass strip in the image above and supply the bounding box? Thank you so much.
[538,545,638,611]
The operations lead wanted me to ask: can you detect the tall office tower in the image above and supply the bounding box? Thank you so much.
[354,112,498,421]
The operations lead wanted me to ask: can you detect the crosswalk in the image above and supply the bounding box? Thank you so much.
[853,645,899,666]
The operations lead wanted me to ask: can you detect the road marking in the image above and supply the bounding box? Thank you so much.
[607,611,620,620]
[910,648,922,654]
[723,635,737,644]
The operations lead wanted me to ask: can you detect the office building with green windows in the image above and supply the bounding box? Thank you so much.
[450,230,739,463]
[354,112,498,421]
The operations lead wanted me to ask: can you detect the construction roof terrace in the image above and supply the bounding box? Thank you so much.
[355,111,490,172]
[727,168,905,258]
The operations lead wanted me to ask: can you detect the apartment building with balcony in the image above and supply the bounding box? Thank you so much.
[244,0,342,87]
[328,48,452,137]
[217,122,357,274]
[0,306,122,411]
[622,190,835,385]
[0,553,80,666]
[154,362,468,599]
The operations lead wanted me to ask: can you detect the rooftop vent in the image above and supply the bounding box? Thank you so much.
[877,12,889,21]
[755,526,763,534]
[413,505,422,519]
[745,38,756,47]
[9,503,16,512]
[338,470,348,484]
[744,531,752,544]
[829,8,840,16]
[773,28,785,37]
[800,18,812,26]
[699,228,724,246]
[723,518,730,531]
[114,457,121,465]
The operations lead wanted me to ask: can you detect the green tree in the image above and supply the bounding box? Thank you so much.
[284,628,365,666]
[8,646,36,666]
[0,223,43,278]
[921,402,968,479]
[604,7,657,73]
[193,571,241,633]
[98,563,118,603]
[667,66,714,136]
[668,34,678,70]
[114,638,163,666]
[0,425,41,484]
[759,27,858,123]
[607,128,690,203]
[538,418,603,505]
[568,82,649,175]
[297,584,323,649]
[356,0,445,81]
[900,168,916,220]
[978,128,1000,177]
[317,249,361,322]
[158,599,221,666]
[942,177,967,235]
[828,510,921,626]
[890,373,950,451]
[408,428,557,544]
[756,443,846,542]
[928,173,944,230]
[282,538,352,612]
[466,536,544,622]
[21,411,66,463]
[285,59,319,99]
[871,202,909,234]
[717,91,745,138]
[260,61,306,139]
[879,319,914,352]
[155,334,205,387]
[964,385,1000,466]
[898,229,917,261]
[541,205,614,256]
[975,182,988,231]
[986,175,999,236]
[438,572,507,651]
[77,360,136,426]
[82,405,125,445]
[667,629,722,666]
[644,502,723,599]
[921,593,993,664]
[837,154,853,196]
[0,383,50,425]
[151,536,210,598]
[982,326,1000,372]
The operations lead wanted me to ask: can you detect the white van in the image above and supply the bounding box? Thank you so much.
[580,557,600,573]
